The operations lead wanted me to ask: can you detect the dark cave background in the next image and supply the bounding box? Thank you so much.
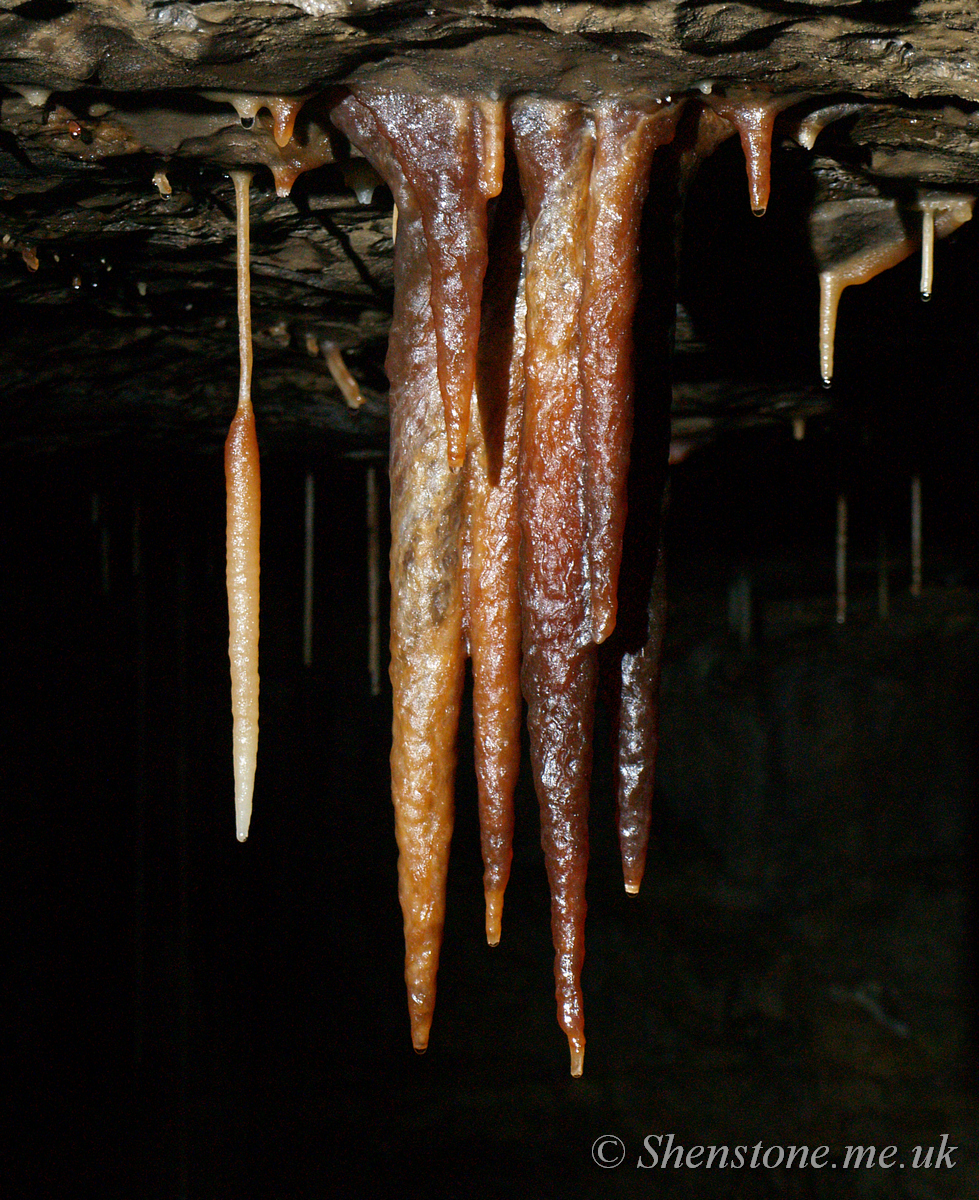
[5,109,979,1200]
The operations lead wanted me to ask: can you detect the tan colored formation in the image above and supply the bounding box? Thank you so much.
[217,84,975,1073]
[225,170,261,844]
[815,194,973,384]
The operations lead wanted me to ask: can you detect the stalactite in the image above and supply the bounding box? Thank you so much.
[703,90,796,216]
[330,88,505,1054]
[510,96,597,1076]
[606,97,725,900]
[920,207,935,300]
[463,159,526,948]
[812,195,973,384]
[225,169,261,843]
[186,77,971,1072]
[204,92,307,148]
[580,99,682,644]
[615,512,668,895]
[322,342,365,409]
[314,78,798,1071]
[790,102,865,152]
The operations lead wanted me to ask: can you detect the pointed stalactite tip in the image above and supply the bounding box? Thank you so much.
[485,891,504,947]
[569,1038,585,1078]
[411,1015,431,1055]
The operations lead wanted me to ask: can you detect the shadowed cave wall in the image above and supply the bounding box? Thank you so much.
[4,2,979,1196]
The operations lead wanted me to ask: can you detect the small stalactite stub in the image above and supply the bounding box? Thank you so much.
[703,89,796,216]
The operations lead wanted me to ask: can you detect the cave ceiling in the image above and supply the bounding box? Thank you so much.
[0,0,978,457]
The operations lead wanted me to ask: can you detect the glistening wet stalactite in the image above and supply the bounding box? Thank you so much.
[330,89,505,1055]
[464,157,526,949]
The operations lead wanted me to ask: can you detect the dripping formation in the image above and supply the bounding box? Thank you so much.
[811,193,974,385]
[214,82,978,1073]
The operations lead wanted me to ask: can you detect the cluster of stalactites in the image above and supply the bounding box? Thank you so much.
[221,80,975,1075]
[324,83,793,1077]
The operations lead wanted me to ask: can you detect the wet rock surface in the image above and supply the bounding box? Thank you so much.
[0,2,977,451]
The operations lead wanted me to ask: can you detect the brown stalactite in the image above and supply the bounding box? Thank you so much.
[322,72,974,1071]
[614,488,669,895]
[464,161,527,948]
[511,97,597,1077]
[325,84,767,1070]
[330,89,503,1052]
[602,103,723,897]
[702,90,797,217]
[580,98,683,645]
[2,2,979,1101]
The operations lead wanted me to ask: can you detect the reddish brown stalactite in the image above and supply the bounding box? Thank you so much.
[330,89,503,1052]
[703,90,787,216]
[605,174,675,897]
[511,97,597,1077]
[464,162,527,947]
[603,103,713,897]
[580,99,683,645]
[614,489,669,894]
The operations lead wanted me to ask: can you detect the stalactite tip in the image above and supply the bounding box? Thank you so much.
[569,1038,585,1078]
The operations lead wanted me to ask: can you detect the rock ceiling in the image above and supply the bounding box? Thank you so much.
[0,0,978,455]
